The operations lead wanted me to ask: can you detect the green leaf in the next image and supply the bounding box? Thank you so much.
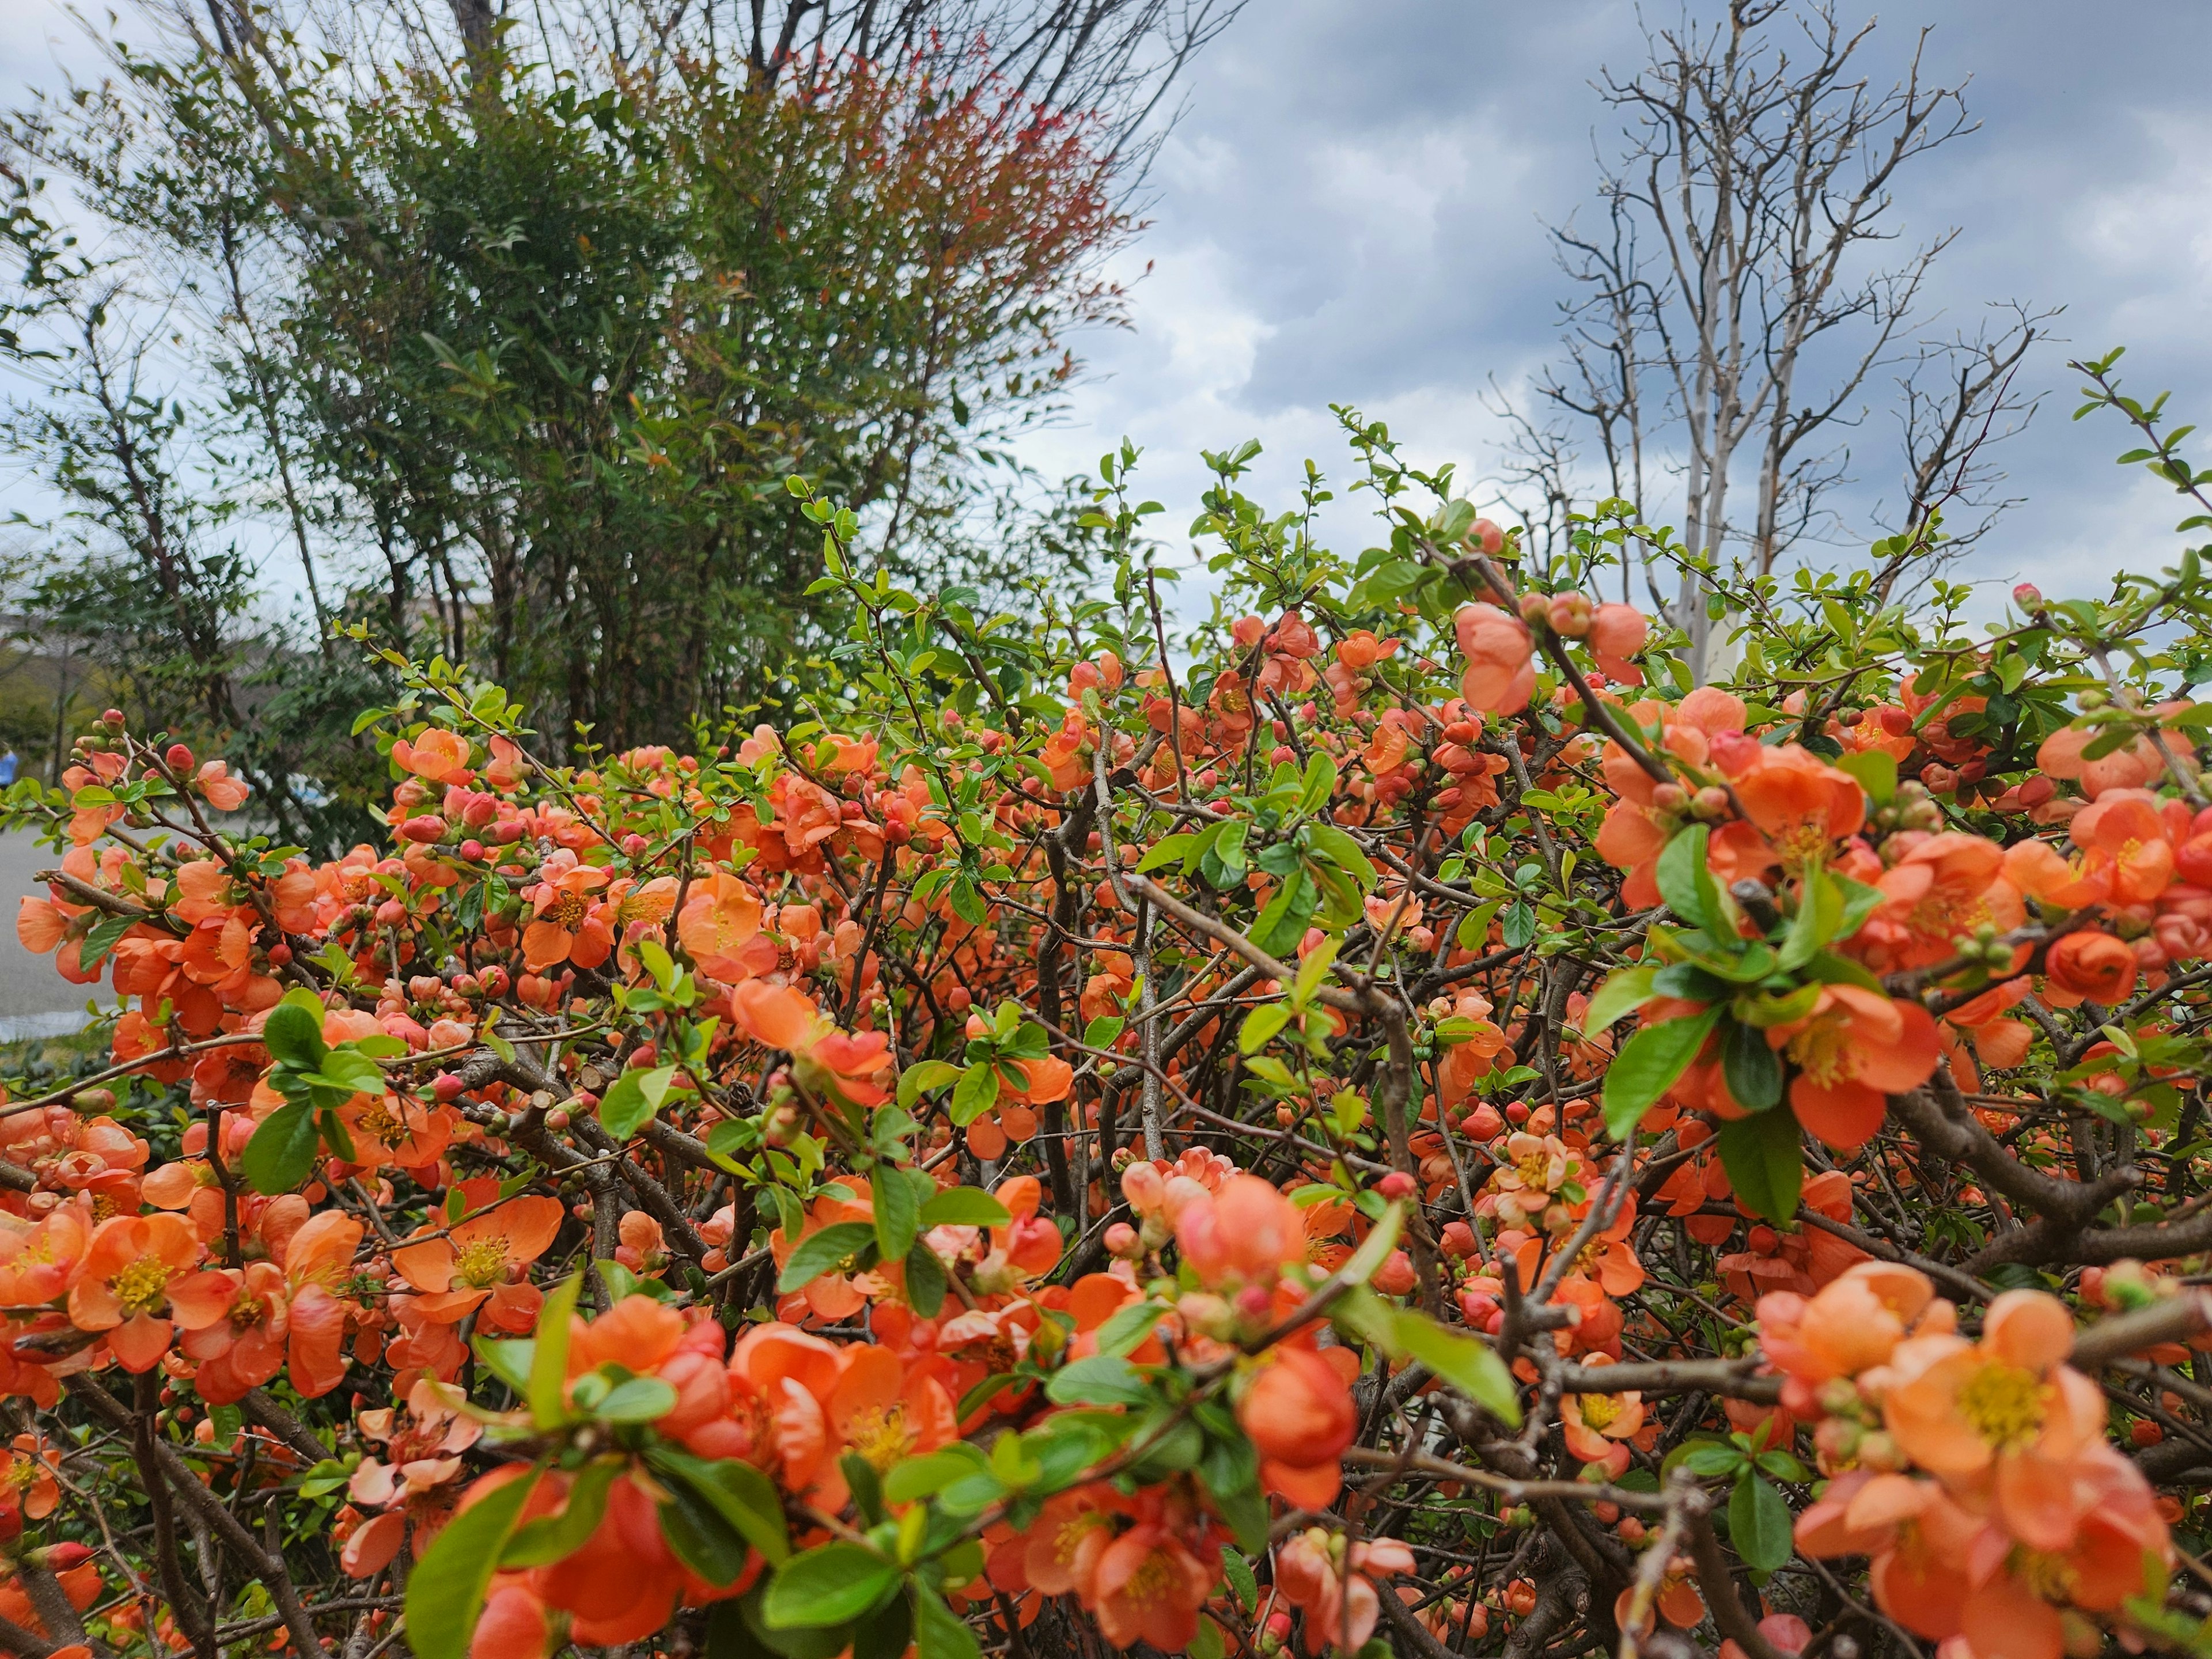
[775,1222,876,1293]
[881,1445,990,1505]
[1091,1301,1165,1358]
[1047,1354,1152,1407]
[1778,864,1838,972]
[917,1187,1011,1229]
[1238,1003,1291,1054]
[950,1063,1001,1126]
[1343,1200,1404,1287]
[1579,965,1657,1034]
[503,1457,619,1566]
[650,1450,790,1566]
[405,1462,542,1659]
[1304,823,1376,892]
[1249,866,1316,959]
[763,1544,898,1629]
[77,913,133,974]
[1656,825,1719,932]
[317,1048,387,1096]
[260,998,328,1070]
[529,1273,584,1429]
[1220,1547,1259,1616]
[1729,1471,1796,1572]
[241,1102,320,1195]
[600,1063,679,1140]
[1717,1108,1803,1223]
[1721,1018,1783,1112]
[874,1164,922,1263]
[597,1376,679,1422]
[911,1585,982,1659]
[903,1240,947,1319]
[896,1062,962,1111]
[1135,833,1198,873]
[1601,1007,1724,1139]
[1835,748,1896,805]
[1298,752,1339,815]
[1392,1309,1520,1426]
[1679,1440,1746,1477]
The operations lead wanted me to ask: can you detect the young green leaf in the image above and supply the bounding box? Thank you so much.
[916,1187,1011,1229]
[1729,1470,1796,1572]
[775,1222,877,1293]
[241,1102,320,1195]
[600,1063,679,1140]
[261,994,329,1070]
[1602,1007,1724,1139]
[762,1543,899,1629]
[1579,965,1658,1035]
[1717,1107,1803,1223]
[405,1463,543,1659]
[1392,1309,1521,1426]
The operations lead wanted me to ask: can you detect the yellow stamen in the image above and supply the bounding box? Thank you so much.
[1956,1361,2049,1450]
[110,1256,174,1316]
[1579,1393,1623,1433]
[452,1237,510,1289]
[844,1403,918,1472]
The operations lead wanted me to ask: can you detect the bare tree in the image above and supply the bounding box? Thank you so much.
[1536,0,2039,682]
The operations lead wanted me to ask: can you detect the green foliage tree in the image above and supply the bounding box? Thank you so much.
[0,0,1236,847]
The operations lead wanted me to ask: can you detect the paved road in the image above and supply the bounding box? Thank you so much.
[0,830,116,1036]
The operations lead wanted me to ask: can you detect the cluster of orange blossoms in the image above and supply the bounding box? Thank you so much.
[0,483,2207,1659]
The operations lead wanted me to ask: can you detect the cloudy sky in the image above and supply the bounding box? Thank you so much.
[3,0,2211,622]
[1009,0,2212,618]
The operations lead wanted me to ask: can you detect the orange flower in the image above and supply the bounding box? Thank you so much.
[1090,1517,1215,1652]
[822,1343,958,1491]
[0,1208,92,1308]
[195,760,251,811]
[0,1435,60,1540]
[769,1182,881,1323]
[2043,931,2138,1007]
[1453,604,1535,715]
[1733,745,1866,870]
[1237,1346,1357,1508]
[335,1088,455,1176]
[1588,603,1648,684]
[675,872,767,981]
[1560,1357,1645,1475]
[1857,834,2024,972]
[1759,1262,1948,1396]
[1022,1486,1127,1598]
[1275,1529,1414,1654]
[391,728,473,784]
[184,1210,363,1403]
[1172,1174,1308,1289]
[69,1213,230,1372]
[1766,984,1940,1151]
[2068,790,2177,903]
[521,850,613,972]
[1883,1290,2104,1545]
[730,980,891,1108]
[391,1191,562,1329]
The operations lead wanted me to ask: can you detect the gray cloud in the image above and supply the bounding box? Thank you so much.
[1023,0,2212,616]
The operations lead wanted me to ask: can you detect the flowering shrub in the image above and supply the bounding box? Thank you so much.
[9,391,2212,1659]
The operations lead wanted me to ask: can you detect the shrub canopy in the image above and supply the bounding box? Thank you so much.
[6,389,2212,1659]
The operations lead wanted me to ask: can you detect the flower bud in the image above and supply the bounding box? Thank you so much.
[1546,593,1594,638]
